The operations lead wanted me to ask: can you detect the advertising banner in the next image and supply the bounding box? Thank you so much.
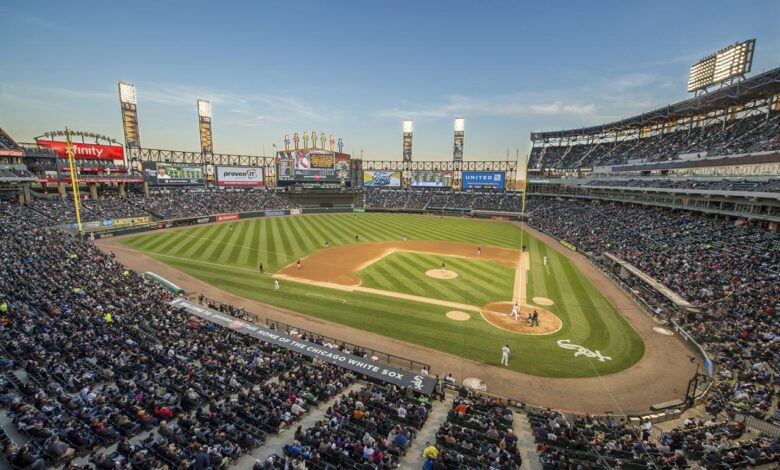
[216,213,239,223]
[411,170,452,188]
[216,166,264,187]
[290,209,302,215]
[461,171,505,190]
[170,298,435,394]
[35,140,125,160]
[142,161,205,185]
[363,170,401,187]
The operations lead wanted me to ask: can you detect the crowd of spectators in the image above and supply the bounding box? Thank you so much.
[278,384,429,469]
[529,409,777,469]
[432,390,522,469]
[581,178,780,193]
[526,197,778,466]
[18,190,296,225]
[364,189,521,213]
[0,201,353,469]
[529,110,780,171]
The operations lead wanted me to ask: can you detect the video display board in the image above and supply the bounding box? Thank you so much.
[461,171,505,190]
[142,161,205,185]
[277,150,350,182]
[216,166,264,187]
[411,170,452,188]
[363,170,401,187]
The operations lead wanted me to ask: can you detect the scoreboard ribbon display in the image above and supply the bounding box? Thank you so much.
[170,298,436,394]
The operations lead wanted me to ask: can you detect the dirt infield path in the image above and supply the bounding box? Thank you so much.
[514,251,530,305]
[96,226,699,414]
[277,240,519,286]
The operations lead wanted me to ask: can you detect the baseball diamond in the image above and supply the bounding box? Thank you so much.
[116,213,646,377]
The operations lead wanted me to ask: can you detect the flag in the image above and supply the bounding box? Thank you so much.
[272,143,277,148]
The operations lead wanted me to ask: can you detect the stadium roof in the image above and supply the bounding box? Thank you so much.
[531,66,780,141]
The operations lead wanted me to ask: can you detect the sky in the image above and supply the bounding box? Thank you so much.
[1,0,779,162]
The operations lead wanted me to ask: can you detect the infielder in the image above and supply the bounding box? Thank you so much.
[296,258,302,270]
[274,280,280,291]
[501,344,510,366]
[441,261,446,273]
[477,246,481,256]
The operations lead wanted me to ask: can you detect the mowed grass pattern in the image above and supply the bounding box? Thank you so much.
[121,213,644,377]
[356,252,515,306]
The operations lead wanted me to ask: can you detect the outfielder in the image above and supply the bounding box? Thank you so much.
[544,256,548,267]
[501,344,510,366]
[274,280,280,291]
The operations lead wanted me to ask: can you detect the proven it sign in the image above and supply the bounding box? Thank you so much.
[216,166,264,186]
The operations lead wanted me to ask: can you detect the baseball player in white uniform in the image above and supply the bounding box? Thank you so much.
[510,303,519,320]
[274,280,280,291]
[501,344,510,366]
[544,256,548,266]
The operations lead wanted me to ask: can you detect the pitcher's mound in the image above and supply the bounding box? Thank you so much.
[532,297,555,306]
[426,269,458,280]
[480,302,562,335]
[446,311,470,321]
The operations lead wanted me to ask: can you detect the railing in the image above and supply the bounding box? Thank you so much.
[265,318,430,373]
[734,413,780,438]
[196,294,430,373]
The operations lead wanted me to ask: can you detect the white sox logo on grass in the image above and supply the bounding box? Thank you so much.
[557,339,612,362]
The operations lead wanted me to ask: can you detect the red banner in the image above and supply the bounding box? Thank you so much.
[35,140,125,160]
[216,213,239,223]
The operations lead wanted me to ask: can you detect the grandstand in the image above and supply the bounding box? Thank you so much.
[2,33,780,470]
[528,67,780,174]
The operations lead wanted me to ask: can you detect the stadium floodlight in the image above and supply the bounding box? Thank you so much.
[402,120,413,163]
[197,99,213,154]
[118,81,140,150]
[687,39,755,93]
[453,117,465,162]
[118,81,137,104]
[197,99,212,119]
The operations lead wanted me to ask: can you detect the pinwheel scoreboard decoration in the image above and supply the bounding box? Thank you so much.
[293,133,300,150]
[284,134,291,151]
[337,138,344,153]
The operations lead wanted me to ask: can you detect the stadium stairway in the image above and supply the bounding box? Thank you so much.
[404,393,454,469]
[513,413,542,470]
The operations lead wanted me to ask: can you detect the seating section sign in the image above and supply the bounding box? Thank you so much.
[170,298,436,394]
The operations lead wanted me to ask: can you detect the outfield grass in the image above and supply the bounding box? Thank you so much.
[121,213,644,377]
[356,252,515,306]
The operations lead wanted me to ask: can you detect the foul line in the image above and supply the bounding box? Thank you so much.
[305,292,347,304]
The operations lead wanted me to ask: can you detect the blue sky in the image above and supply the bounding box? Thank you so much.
[1,0,778,161]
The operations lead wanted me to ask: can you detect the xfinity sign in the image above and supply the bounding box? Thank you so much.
[216,166,264,187]
[461,171,505,189]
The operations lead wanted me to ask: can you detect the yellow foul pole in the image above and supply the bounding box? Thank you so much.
[65,128,84,236]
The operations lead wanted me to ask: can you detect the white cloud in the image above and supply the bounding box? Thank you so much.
[377,94,598,120]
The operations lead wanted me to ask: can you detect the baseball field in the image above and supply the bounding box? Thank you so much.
[119,213,645,378]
